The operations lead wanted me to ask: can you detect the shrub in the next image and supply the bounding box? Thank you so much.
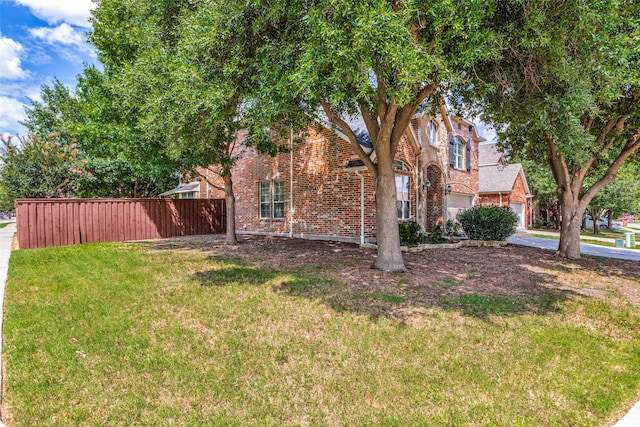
[427,224,448,244]
[457,206,519,241]
[532,217,551,229]
[445,219,461,236]
[398,221,425,245]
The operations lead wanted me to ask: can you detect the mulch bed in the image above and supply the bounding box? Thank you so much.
[144,234,640,319]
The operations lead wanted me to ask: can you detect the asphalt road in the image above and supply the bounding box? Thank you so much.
[507,234,640,261]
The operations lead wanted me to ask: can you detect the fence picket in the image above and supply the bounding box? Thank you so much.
[15,199,226,249]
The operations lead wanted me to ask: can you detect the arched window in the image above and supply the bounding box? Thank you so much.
[428,121,437,146]
[449,134,470,171]
[394,160,411,219]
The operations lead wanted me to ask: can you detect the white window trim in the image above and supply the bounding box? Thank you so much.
[259,179,285,219]
[453,136,464,170]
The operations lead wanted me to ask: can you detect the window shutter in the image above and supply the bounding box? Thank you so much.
[466,139,471,171]
[448,133,455,167]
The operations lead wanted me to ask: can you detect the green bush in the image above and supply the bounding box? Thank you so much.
[445,219,461,236]
[457,206,519,241]
[398,221,425,245]
[427,224,448,244]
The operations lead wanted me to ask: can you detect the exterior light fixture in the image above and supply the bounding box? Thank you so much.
[422,180,431,191]
[445,184,453,195]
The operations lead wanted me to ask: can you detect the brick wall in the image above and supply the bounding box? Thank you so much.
[230,126,420,242]
[193,113,484,242]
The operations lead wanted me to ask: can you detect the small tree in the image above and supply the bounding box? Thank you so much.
[0,134,88,203]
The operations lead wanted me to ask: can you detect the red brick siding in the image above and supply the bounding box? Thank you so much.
[232,126,418,242]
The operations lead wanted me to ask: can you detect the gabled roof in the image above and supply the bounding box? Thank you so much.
[158,182,200,197]
[479,164,528,194]
[478,144,504,166]
[318,112,374,152]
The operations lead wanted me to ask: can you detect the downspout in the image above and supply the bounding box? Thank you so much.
[415,152,420,225]
[355,171,365,245]
[289,128,294,238]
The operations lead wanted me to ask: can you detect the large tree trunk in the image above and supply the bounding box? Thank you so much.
[374,148,406,272]
[223,174,237,245]
[557,194,586,259]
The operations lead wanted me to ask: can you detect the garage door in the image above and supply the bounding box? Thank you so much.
[510,202,525,229]
[447,194,473,222]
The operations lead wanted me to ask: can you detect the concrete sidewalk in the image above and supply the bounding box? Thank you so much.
[0,221,14,427]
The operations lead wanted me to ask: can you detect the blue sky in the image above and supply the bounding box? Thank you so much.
[0,0,97,137]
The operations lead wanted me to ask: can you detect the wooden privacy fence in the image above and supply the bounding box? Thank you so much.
[16,198,226,249]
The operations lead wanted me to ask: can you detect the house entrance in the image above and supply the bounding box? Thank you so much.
[424,165,443,231]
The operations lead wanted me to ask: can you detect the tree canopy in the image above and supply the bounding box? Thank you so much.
[19,71,179,199]
[244,0,500,271]
[464,0,640,258]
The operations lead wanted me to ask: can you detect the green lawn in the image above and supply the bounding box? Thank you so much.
[3,242,640,426]
[0,222,10,229]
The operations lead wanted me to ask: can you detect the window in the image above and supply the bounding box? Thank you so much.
[179,191,197,199]
[393,160,409,171]
[273,180,285,218]
[394,161,411,219]
[428,120,437,146]
[453,136,464,169]
[396,174,411,219]
[259,181,271,218]
[259,179,285,219]
[449,134,471,171]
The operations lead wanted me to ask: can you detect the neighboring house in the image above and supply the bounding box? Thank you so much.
[164,106,486,243]
[159,169,226,199]
[477,144,533,229]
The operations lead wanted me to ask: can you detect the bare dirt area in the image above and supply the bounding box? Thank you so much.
[144,234,640,320]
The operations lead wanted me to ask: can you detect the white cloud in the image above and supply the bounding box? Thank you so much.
[29,23,86,47]
[0,96,28,136]
[28,24,95,62]
[0,37,29,80]
[0,81,40,101]
[15,0,96,28]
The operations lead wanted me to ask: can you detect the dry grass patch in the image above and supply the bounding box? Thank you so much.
[3,236,640,426]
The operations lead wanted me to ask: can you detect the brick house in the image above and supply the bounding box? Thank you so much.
[478,144,533,229]
[165,106,486,243]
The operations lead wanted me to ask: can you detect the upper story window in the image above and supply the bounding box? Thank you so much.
[428,120,437,146]
[449,134,471,171]
[260,179,285,219]
[453,136,464,169]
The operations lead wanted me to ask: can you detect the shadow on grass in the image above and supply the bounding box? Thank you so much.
[145,235,638,322]
[190,254,572,322]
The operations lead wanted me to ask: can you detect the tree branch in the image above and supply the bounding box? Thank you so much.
[577,115,626,184]
[390,80,438,151]
[547,135,571,194]
[581,126,640,204]
[360,108,379,146]
[321,99,378,178]
[376,74,387,119]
